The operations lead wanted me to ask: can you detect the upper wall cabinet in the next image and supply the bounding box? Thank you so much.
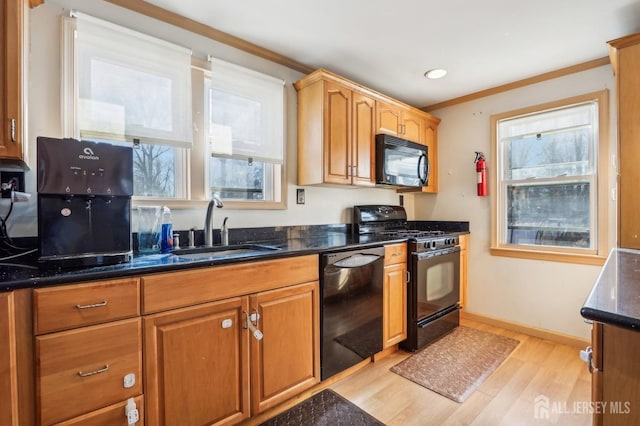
[609,33,640,249]
[295,69,440,190]
[0,0,25,161]
[295,70,376,186]
[376,100,424,144]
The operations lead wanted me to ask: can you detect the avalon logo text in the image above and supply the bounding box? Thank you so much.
[534,394,631,420]
[79,147,99,161]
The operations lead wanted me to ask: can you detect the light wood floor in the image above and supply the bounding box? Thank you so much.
[330,318,592,426]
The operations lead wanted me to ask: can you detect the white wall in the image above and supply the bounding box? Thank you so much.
[12,0,402,237]
[417,65,617,339]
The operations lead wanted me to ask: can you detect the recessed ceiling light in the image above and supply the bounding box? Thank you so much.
[424,68,447,79]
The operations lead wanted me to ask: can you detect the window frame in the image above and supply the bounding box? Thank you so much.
[62,18,287,210]
[490,90,610,265]
[203,58,286,209]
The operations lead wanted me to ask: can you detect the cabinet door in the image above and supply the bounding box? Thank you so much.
[250,281,320,414]
[0,292,18,426]
[401,110,424,144]
[602,323,640,425]
[0,0,24,160]
[376,100,401,137]
[352,92,376,186]
[36,318,142,425]
[323,82,352,185]
[383,263,407,348]
[144,297,250,426]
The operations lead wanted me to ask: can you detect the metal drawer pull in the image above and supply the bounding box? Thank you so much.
[76,300,108,309]
[77,364,109,377]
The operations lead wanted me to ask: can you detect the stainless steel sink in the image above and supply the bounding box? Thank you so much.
[171,244,280,260]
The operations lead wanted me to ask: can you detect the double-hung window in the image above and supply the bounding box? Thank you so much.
[63,12,193,199]
[205,58,285,206]
[491,91,609,264]
[63,13,286,208]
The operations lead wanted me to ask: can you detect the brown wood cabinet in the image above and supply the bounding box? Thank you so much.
[33,279,143,425]
[142,255,320,425]
[458,234,468,309]
[35,319,143,425]
[295,68,440,190]
[0,0,25,160]
[296,70,376,186]
[144,297,250,426]
[0,292,19,426]
[383,243,408,348]
[609,33,640,248]
[249,281,320,414]
[376,100,424,144]
[589,322,640,425]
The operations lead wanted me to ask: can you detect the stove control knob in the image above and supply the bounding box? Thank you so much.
[423,242,429,250]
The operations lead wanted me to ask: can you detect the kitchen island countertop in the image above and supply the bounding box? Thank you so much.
[581,248,640,330]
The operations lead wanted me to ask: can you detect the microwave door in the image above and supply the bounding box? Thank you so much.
[385,148,423,187]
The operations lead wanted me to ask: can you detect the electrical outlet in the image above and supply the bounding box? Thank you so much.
[0,171,25,199]
[296,188,305,204]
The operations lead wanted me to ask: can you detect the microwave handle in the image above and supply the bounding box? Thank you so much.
[418,153,429,186]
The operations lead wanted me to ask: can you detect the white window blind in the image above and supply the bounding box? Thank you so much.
[208,57,284,163]
[74,12,193,148]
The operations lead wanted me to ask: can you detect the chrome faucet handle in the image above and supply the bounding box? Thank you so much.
[221,217,229,246]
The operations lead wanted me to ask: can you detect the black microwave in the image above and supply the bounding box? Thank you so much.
[375,134,429,187]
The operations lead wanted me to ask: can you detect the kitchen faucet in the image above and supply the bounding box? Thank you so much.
[204,194,224,246]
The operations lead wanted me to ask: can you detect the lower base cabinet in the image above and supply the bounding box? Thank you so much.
[590,322,640,426]
[0,292,18,426]
[383,244,408,348]
[144,281,320,425]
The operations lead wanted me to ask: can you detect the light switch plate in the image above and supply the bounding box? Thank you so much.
[296,188,305,204]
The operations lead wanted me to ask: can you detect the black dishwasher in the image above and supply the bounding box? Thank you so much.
[320,246,385,380]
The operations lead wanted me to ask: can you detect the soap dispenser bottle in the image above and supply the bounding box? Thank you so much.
[160,206,173,253]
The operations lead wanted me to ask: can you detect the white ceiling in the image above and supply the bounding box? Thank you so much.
[145,0,640,108]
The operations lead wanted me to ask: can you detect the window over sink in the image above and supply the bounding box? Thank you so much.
[490,90,610,264]
[61,12,286,209]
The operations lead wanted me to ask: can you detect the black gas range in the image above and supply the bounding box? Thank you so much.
[353,205,459,250]
[353,205,461,351]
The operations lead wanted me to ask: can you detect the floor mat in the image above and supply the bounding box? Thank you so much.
[259,389,385,426]
[391,326,519,403]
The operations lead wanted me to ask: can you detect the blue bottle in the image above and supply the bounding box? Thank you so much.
[160,206,173,253]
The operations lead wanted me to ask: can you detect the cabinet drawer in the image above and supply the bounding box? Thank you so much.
[56,395,144,426]
[384,243,407,265]
[34,278,140,334]
[36,318,142,425]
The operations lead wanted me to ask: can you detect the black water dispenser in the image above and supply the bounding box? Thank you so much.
[37,137,133,267]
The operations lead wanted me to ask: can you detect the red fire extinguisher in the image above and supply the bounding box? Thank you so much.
[474,152,488,196]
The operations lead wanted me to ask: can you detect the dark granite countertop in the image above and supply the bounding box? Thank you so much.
[1,221,469,292]
[581,248,640,330]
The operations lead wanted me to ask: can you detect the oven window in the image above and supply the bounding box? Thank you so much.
[417,254,459,319]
